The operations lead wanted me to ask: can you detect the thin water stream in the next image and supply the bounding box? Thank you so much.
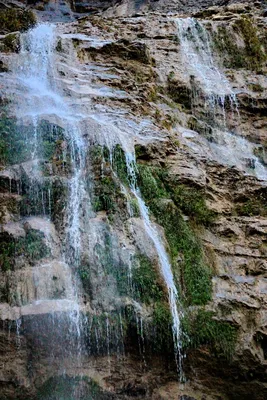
[177,17,267,181]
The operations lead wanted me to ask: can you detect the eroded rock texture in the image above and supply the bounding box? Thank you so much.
[0,1,267,400]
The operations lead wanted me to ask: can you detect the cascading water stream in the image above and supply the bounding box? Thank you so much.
[124,152,183,376]
[176,17,238,110]
[176,17,267,181]
[7,23,89,371]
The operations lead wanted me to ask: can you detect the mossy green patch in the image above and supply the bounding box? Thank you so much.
[85,311,126,356]
[0,229,49,271]
[137,164,213,306]
[112,144,128,185]
[93,176,119,212]
[90,145,128,218]
[0,9,36,34]
[171,184,216,226]
[150,200,212,306]
[213,16,267,71]
[182,310,237,360]
[151,301,173,352]
[3,33,20,53]
[132,255,164,304]
[0,114,66,167]
[235,192,267,217]
[137,164,167,201]
[0,114,30,165]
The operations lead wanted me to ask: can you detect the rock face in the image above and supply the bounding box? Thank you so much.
[0,1,267,400]
[69,0,252,15]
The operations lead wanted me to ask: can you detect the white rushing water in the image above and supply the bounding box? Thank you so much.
[1,20,184,376]
[124,153,183,374]
[177,17,267,181]
[176,17,237,109]
[6,23,85,360]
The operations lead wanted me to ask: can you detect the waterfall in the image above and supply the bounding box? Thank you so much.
[1,17,184,380]
[176,17,267,181]
[3,22,88,374]
[124,153,183,375]
[176,17,237,109]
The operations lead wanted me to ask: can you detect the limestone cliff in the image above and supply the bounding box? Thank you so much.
[0,1,267,400]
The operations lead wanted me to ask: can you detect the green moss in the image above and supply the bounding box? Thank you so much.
[132,255,164,304]
[137,165,213,306]
[0,114,31,165]
[213,26,245,69]
[112,144,128,185]
[129,197,140,217]
[0,114,67,168]
[151,200,212,306]
[213,17,267,71]
[171,185,216,226]
[137,164,167,201]
[87,311,128,355]
[93,176,119,212]
[152,301,173,352]
[78,230,130,297]
[0,9,36,34]
[0,229,49,271]
[90,144,109,165]
[235,193,267,217]
[233,16,266,69]
[182,310,237,360]
[3,33,20,53]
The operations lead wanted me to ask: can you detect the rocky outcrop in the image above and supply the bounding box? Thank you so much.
[0,2,267,400]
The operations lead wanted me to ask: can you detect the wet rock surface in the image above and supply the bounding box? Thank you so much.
[0,1,267,400]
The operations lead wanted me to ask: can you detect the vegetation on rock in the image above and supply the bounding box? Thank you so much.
[183,310,238,360]
[132,255,164,304]
[0,9,36,34]
[0,229,49,271]
[213,16,267,71]
[137,163,213,306]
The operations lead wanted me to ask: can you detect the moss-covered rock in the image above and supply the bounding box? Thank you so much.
[212,16,267,71]
[2,33,20,53]
[0,9,36,34]
[137,164,213,306]
[234,190,267,217]
[183,309,238,360]
[132,255,165,304]
[0,229,49,271]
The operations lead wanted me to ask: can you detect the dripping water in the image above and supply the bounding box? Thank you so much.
[124,152,183,377]
[176,17,267,181]
[176,17,238,111]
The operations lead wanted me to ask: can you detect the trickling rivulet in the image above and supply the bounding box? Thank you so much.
[176,18,267,181]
